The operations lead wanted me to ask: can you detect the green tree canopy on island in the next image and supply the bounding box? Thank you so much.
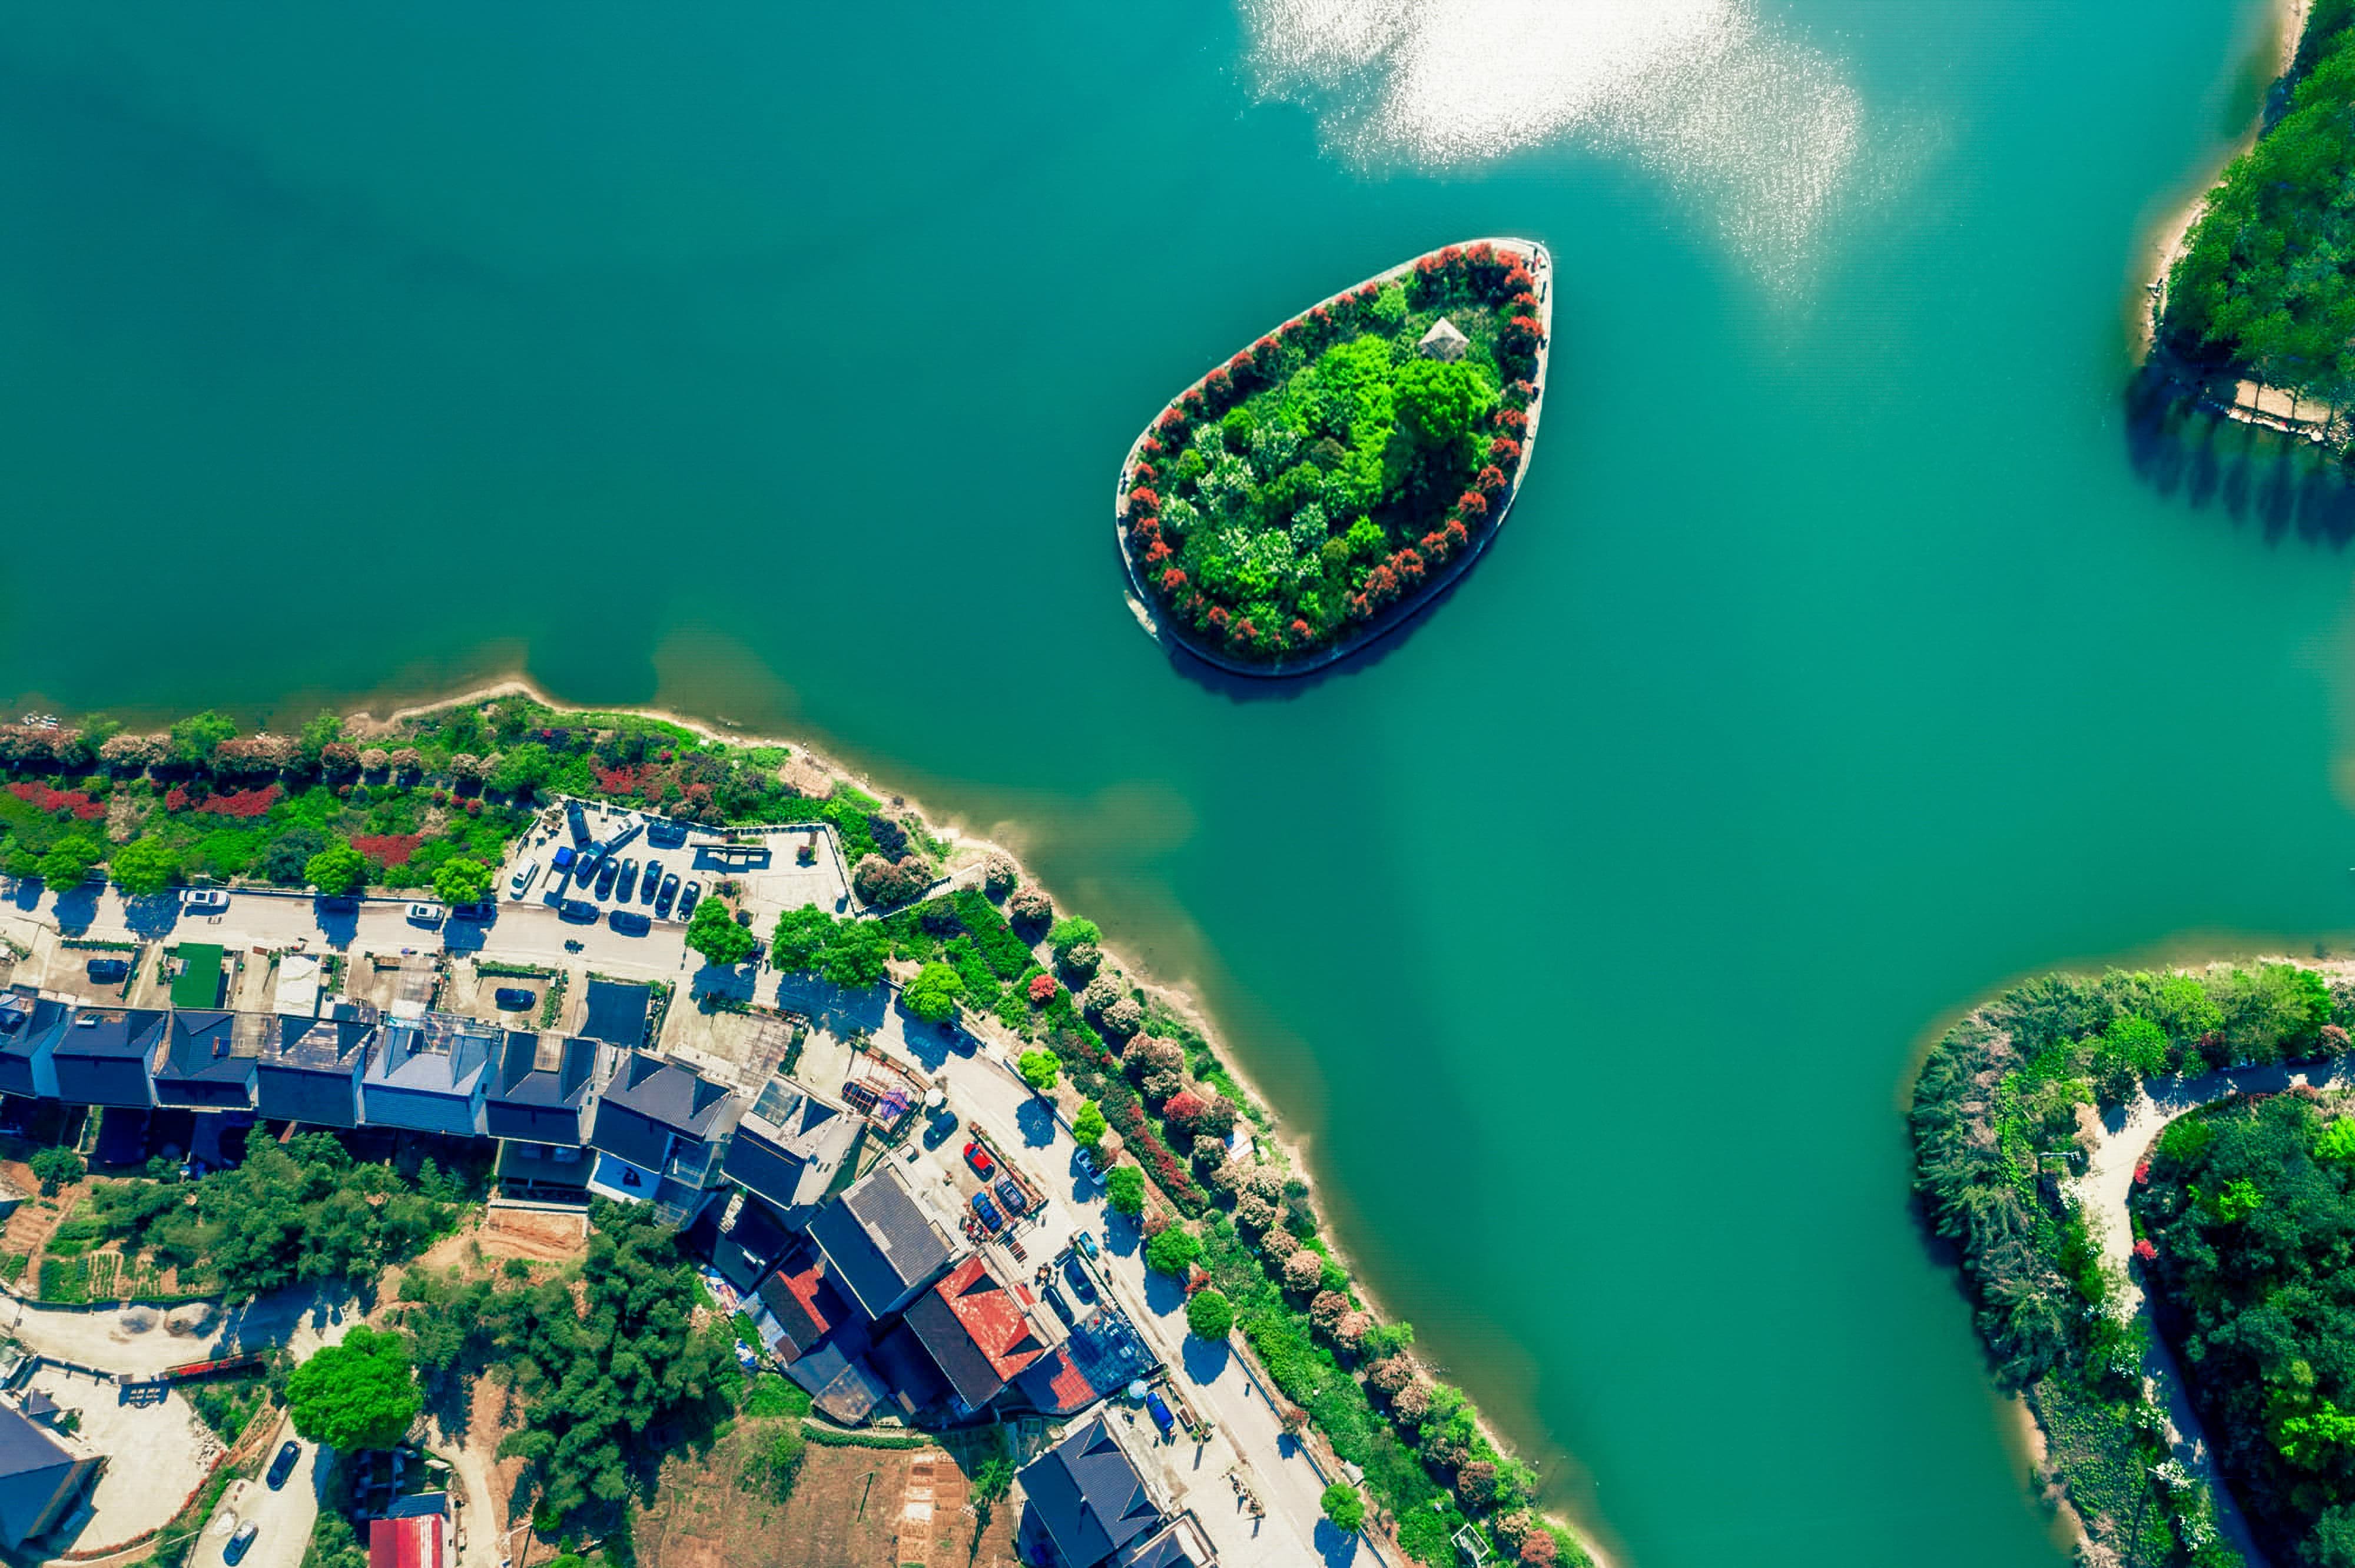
[684,897,758,966]
[288,1326,422,1451]
[2165,5,2355,411]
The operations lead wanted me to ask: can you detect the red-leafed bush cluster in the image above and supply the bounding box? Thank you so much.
[595,764,644,795]
[164,786,194,813]
[6,782,104,820]
[351,833,425,866]
[1114,1100,1204,1209]
[197,785,281,819]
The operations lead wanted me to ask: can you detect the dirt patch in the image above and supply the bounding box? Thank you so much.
[482,1207,585,1261]
[412,1208,585,1278]
[634,1426,1016,1568]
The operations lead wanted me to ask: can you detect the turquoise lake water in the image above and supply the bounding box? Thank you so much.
[8,2,2355,1563]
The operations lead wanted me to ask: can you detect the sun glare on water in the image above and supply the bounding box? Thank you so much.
[1237,0,1866,287]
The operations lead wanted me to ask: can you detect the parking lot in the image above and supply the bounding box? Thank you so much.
[25,1361,218,1550]
[493,799,851,936]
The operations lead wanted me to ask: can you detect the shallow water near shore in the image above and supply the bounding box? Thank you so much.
[6,2,2355,1564]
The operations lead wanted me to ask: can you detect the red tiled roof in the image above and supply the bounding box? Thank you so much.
[368,1516,441,1568]
[936,1256,1048,1381]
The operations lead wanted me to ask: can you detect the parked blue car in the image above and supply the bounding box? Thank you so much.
[1144,1390,1176,1440]
[970,1191,1003,1233]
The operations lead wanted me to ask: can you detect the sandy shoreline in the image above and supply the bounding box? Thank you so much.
[2135,0,2311,353]
[350,675,1610,1562]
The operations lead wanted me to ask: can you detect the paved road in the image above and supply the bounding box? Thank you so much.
[192,1420,323,1568]
[857,998,1347,1568]
[2066,1053,2355,1568]
[5,882,699,986]
[2,1290,356,1378]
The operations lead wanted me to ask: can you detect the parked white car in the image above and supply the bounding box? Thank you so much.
[508,859,542,899]
[180,888,230,913]
[406,902,444,926]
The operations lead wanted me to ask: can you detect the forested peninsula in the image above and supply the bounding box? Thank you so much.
[2155,0,2355,458]
[1910,959,2355,1568]
[1116,240,1552,675]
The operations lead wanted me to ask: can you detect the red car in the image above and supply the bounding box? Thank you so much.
[964,1141,995,1179]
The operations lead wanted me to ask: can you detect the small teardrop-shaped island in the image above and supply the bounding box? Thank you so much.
[1116,238,1552,675]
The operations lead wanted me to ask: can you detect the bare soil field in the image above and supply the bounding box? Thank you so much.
[634,1424,1017,1568]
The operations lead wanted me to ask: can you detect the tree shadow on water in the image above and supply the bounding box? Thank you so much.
[2121,363,2355,550]
[1133,525,1511,705]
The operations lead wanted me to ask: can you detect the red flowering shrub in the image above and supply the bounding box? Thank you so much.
[1445,519,1470,551]
[5,782,105,820]
[1163,1089,1208,1129]
[1290,618,1312,642]
[1501,264,1534,295]
[1131,461,1157,486]
[1346,592,1372,622]
[1230,619,1257,647]
[1489,436,1524,469]
[1362,564,1400,606]
[1394,549,1426,584]
[1495,407,1529,436]
[1458,490,1490,520]
[164,786,193,813]
[197,785,280,819]
[465,798,483,815]
[1160,567,1189,594]
[595,764,644,795]
[1500,314,1544,356]
[1145,540,1175,566]
[1128,486,1160,516]
[1206,604,1231,634]
[1156,408,1188,437]
[1140,436,1164,459]
[1027,974,1059,1006]
[2134,1238,2158,1262]
[2132,1160,2151,1186]
[1180,387,1205,417]
[430,789,448,806]
[1203,367,1230,406]
[1474,464,1508,496]
[351,833,424,866]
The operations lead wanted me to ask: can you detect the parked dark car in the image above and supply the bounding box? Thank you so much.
[641,859,662,903]
[677,880,702,919]
[970,1191,1003,1233]
[655,873,680,916]
[594,858,619,899]
[1040,1280,1076,1328]
[616,858,639,901]
[1144,1389,1176,1440]
[1063,1254,1098,1303]
[609,909,651,937]
[225,1523,260,1566]
[566,801,591,845]
[493,988,537,1011]
[86,958,130,985]
[559,900,598,923]
[573,846,601,885]
[451,901,495,922]
[994,1177,1028,1217]
[647,819,688,848]
[266,1441,301,1490]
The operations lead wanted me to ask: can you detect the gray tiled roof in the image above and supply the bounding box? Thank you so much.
[1019,1415,1165,1568]
[807,1165,954,1320]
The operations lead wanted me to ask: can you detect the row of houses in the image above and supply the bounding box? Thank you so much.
[0,985,1213,1568]
[0,985,859,1228]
